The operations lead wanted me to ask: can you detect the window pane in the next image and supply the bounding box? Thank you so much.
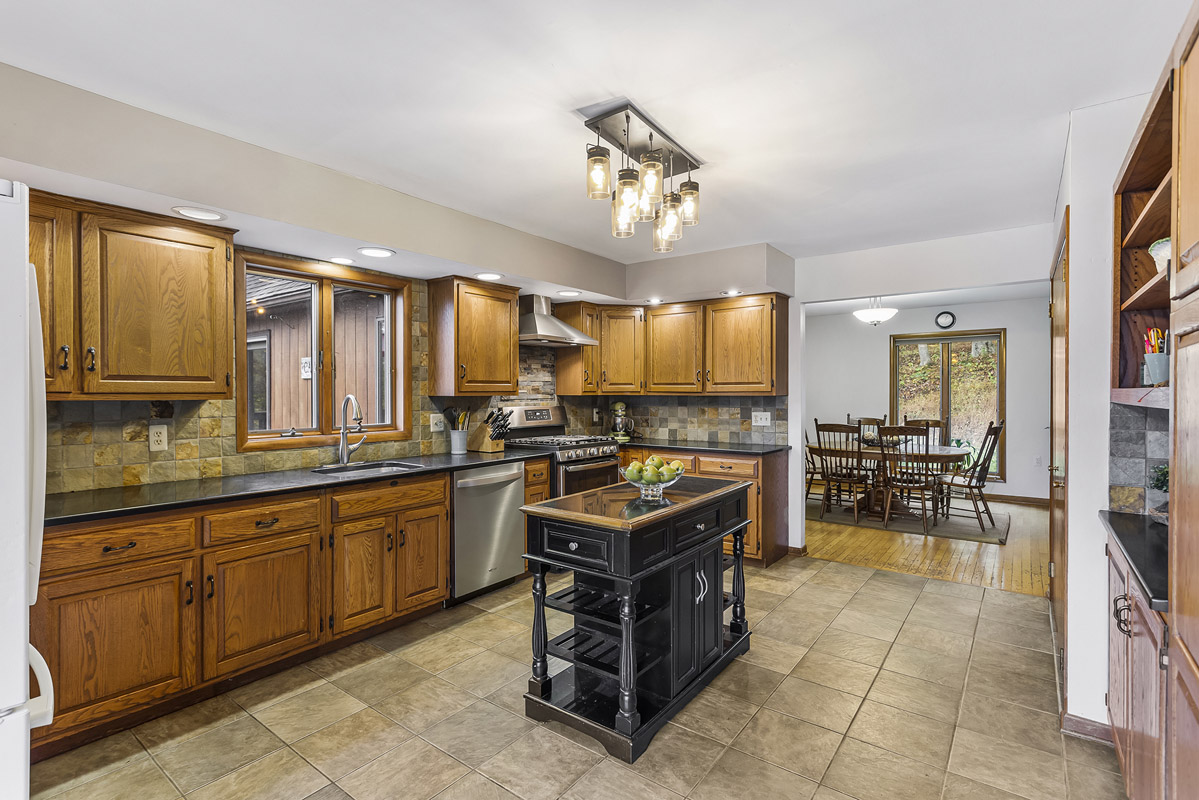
[333,286,392,426]
[895,341,942,423]
[245,271,319,432]
[948,337,999,472]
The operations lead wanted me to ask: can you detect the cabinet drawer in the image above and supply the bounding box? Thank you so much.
[674,504,722,551]
[697,454,758,478]
[644,451,697,472]
[524,459,551,487]
[543,524,612,571]
[332,476,447,521]
[202,498,320,546]
[42,518,196,575]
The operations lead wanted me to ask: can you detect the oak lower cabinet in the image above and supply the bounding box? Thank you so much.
[395,505,450,613]
[31,558,200,736]
[428,276,519,395]
[332,516,395,633]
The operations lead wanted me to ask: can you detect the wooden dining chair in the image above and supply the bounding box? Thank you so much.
[804,430,823,502]
[814,420,871,522]
[878,424,938,533]
[902,415,945,447]
[939,420,1005,532]
[847,414,887,440]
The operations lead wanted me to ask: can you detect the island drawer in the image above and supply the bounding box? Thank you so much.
[673,505,722,550]
[202,498,320,545]
[542,523,612,571]
[697,455,758,478]
[42,518,196,574]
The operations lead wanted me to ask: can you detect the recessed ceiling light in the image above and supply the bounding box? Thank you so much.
[475,273,504,281]
[330,257,354,265]
[557,290,582,297]
[646,298,663,305]
[720,289,743,296]
[357,246,395,258]
[172,206,225,221]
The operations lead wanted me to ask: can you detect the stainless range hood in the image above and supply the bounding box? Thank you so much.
[518,295,598,347]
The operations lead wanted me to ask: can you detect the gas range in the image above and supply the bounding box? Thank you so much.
[505,434,620,463]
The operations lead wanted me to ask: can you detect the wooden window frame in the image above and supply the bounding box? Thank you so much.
[888,328,1007,481]
[235,251,412,452]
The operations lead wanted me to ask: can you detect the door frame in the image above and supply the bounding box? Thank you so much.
[1049,206,1070,720]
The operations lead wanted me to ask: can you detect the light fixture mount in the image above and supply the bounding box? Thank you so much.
[583,102,702,174]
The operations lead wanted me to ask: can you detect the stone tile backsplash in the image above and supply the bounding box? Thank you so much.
[617,395,789,446]
[1108,402,1170,514]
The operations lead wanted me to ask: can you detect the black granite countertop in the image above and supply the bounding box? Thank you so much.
[1100,510,1169,612]
[626,439,791,455]
[45,449,548,526]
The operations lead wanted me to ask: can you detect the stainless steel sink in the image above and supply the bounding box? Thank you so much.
[311,461,424,479]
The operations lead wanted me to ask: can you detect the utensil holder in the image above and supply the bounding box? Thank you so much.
[449,430,468,455]
[1145,353,1170,386]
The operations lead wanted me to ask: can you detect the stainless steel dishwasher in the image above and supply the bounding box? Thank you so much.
[451,462,527,599]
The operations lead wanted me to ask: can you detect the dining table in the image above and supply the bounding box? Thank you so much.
[806,441,973,521]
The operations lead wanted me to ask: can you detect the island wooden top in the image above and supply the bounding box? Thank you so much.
[521,475,753,532]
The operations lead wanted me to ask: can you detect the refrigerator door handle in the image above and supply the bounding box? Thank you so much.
[26,644,53,729]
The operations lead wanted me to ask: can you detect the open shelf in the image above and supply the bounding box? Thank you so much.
[545,585,665,627]
[1122,170,1173,249]
[1121,269,1171,312]
[547,627,665,679]
[1111,387,1171,409]
[722,554,735,572]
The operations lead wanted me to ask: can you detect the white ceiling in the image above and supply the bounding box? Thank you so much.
[804,281,1049,316]
[0,1,1189,263]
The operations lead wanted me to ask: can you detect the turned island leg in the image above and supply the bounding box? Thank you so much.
[615,581,641,735]
[529,563,551,698]
[730,524,748,636]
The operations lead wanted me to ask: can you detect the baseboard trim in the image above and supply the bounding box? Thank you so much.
[989,493,1050,508]
[1061,713,1113,743]
[788,546,809,557]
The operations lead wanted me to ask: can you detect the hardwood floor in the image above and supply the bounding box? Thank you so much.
[804,500,1050,597]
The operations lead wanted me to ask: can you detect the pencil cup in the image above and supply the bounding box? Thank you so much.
[450,430,468,455]
[1145,353,1170,386]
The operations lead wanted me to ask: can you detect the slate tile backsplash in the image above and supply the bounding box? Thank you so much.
[1108,402,1170,514]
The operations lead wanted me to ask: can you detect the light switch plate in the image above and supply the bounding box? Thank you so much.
[593,408,601,423]
[149,424,168,452]
[430,416,445,432]
[752,412,771,427]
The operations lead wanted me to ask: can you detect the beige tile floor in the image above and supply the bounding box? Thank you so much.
[30,557,1126,800]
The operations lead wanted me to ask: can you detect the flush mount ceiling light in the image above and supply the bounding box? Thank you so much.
[720,289,742,296]
[475,272,504,281]
[853,297,899,326]
[329,257,354,265]
[646,297,663,305]
[582,102,702,252]
[357,246,395,258]
[172,206,225,221]
[557,290,582,297]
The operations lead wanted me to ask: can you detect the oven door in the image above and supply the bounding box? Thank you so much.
[557,457,621,497]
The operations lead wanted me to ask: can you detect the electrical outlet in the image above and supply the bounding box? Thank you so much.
[752,412,771,427]
[430,416,445,432]
[149,424,168,452]
[593,407,600,423]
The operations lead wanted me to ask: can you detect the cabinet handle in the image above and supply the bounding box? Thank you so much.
[459,364,466,379]
[101,541,136,554]
[718,464,733,471]
[398,529,406,547]
[584,369,589,382]
[602,370,607,382]
[254,517,280,528]
[85,346,97,372]
[568,541,579,551]
[696,573,703,604]
[206,575,215,599]
[387,531,394,552]
[705,369,712,382]
[184,580,194,605]
[694,522,706,532]
[58,345,70,371]
[696,369,700,383]
[1113,594,1131,637]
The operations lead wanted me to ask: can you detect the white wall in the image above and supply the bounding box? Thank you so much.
[804,296,1051,499]
[1057,94,1149,725]
[625,243,795,302]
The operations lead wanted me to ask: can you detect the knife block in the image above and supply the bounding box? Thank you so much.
[467,421,504,453]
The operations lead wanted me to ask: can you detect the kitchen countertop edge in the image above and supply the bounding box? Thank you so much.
[1099,510,1169,613]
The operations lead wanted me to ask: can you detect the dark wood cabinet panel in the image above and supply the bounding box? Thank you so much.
[395,504,449,612]
[1130,585,1165,800]
[333,516,394,634]
[698,542,724,669]
[600,307,644,394]
[670,554,700,693]
[1109,544,1132,771]
[28,199,78,394]
[645,303,704,394]
[1169,645,1199,800]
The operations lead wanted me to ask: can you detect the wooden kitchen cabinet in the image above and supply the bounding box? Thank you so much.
[202,531,322,680]
[428,276,519,395]
[554,302,600,394]
[1176,39,1199,305]
[31,558,199,736]
[332,516,395,634]
[1110,541,1132,766]
[28,198,78,395]
[645,303,705,393]
[600,306,645,393]
[524,457,551,505]
[395,504,449,613]
[704,294,787,394]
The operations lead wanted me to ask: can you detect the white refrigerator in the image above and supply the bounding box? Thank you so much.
[0,179,55,797]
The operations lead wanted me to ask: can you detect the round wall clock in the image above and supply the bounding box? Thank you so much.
[935,311,956,329]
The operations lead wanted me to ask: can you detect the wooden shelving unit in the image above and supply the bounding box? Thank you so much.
[1110,387,1171,410]
[1122,170,1172,249]
[1121,270,1171,312]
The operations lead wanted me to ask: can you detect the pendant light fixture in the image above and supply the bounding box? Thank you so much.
[611,190,635,238]
[657,152,682,242]
[652,210,674,253]
[853,297,899,326]
[585,134,611,199]
[639,131,664,205]
[680,162,699,226]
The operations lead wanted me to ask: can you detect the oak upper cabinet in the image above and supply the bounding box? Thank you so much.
[704,294,787,394]
[201,531,322,680]
[553,302,600,394]
[332,516,395,634]
[428,276,519,395]
[395,504,449,613]
[600,306,644,393]
[28,198,78,394]
[645,303,704,394]
[31,558,199,736]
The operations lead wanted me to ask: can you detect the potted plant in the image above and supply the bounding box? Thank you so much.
[1149,464,1169,526]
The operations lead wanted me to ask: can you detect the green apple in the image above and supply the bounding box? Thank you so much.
[659,466,677,482]
[641,465,660,484]
[669,460,685,473]
[628,460,644,471]
[624,465,643,481]
[646,455,665,469]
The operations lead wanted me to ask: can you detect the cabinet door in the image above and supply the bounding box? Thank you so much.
[620,448,644,468]
[525,484,549,505]
[31,558,198,734]
[333,516,395,634]
[581,304,600,393]
[79,213,231,396]
[645,303,703,393]
[600,307,644,393]
[395,505,449,613]
[28,199,78,394]
[698,542,724,669]
[704,295,775,393]
[456,282,518,394]
[1109,549,1131,767]
[202,532,321,680]
[670,554,701,694]
[1177,41,1199,304]
[1129,588,1164,800]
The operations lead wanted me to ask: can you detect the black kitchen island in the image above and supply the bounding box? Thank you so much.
[521,475,753,762]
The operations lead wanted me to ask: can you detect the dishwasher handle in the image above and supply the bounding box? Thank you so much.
[455,467,525,489]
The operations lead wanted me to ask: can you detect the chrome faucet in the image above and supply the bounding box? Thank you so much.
[338,394,367,465]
